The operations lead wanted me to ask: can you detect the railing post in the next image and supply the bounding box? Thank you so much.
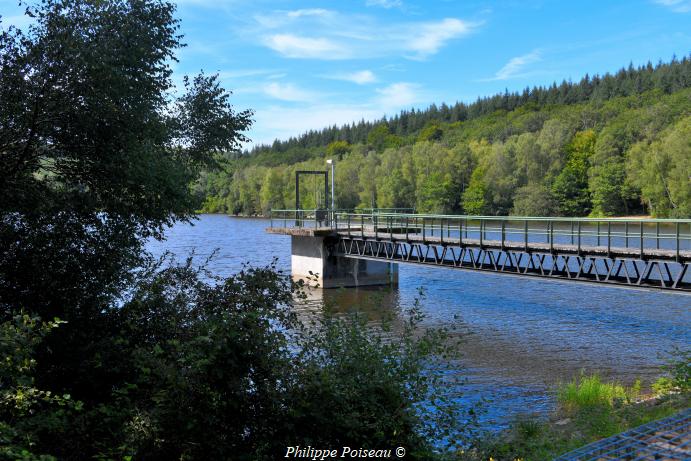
[348,214,351,238]
[405,216,409,240]
[607,221,611,257]
[422,218,426,243]
[441,218,444,243]
[390,216,393,241]
[524,220,529,252]
[570,221,574,245]
[625,222,629,248]
[375,213,379,240]
[577,221,581,255]
[361,214,364,239]
[501,220,505,250]
[640,222,644,259]
[676,222,680,262]
[549,221,554,253]
[597,221,600,247]
[656,222,660,249]
[459,218,463,245]
[480,219,484,248]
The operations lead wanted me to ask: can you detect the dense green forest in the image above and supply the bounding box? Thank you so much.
[198,58,691,218]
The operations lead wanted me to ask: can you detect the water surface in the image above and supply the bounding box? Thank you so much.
[147,214,691,430]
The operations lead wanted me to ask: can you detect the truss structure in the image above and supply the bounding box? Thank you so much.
[334,237,691,291]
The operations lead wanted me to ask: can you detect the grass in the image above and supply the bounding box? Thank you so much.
[459,371,690,461]
[557,374,640,414]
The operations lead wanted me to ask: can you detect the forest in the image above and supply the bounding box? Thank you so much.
[198,58,691,218]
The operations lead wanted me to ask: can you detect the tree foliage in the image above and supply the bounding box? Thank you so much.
[203,65,691,217]
[0,2,474,458]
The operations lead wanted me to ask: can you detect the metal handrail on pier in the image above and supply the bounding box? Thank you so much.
[270,209,691,262]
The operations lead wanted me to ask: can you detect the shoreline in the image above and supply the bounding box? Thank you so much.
[206,213,656,220]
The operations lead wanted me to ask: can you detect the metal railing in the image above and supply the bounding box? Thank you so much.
[269,210,691,260]
[554,407,690,460]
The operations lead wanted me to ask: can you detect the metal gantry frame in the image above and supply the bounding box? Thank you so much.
[294,171,328,225]
[268,209,691,292]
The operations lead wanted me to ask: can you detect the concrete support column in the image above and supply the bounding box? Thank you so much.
[291,235,398,288]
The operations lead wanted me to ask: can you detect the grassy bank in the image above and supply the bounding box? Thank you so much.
[461,351,690,461]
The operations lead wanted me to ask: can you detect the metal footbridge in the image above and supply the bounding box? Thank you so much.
[268,209,691,292]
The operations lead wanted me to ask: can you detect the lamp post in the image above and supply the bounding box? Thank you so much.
[326,159,335,210]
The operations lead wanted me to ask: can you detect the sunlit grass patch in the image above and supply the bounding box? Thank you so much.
[557,374,640,413]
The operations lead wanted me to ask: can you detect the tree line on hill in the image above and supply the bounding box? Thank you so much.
[198,58,691,218]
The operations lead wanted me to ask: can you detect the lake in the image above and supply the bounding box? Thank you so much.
[147,214,691,431]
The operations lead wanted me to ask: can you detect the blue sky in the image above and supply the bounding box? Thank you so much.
[2,0,691,147]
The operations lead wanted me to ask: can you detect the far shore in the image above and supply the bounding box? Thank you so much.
[200,212,657,220]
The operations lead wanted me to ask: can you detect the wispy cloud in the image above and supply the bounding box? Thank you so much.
[263,82,319,102]
[485,50,542,81]
[264,34,352,59]
[406,18,473,58]
[654,0,691,13]
[254,10,480,60]
[248,81,429,146]
[217,69,278,80]
[375,82,421,109]
[287,9,331,18]
[325,70,378,84]
[365,0,403,9]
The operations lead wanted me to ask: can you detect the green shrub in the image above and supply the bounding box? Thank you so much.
[557,374,635,413]
[652,377,675,396]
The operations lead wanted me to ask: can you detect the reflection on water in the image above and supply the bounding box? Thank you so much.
[147,214,691,431]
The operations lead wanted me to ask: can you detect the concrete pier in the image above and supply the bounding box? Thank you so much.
[267,227,398,288]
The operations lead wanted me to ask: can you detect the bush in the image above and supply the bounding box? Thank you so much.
[1,258,472,459]
[557,374,639,413]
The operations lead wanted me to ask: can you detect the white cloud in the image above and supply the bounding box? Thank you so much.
[487,50,542,81]
[247,83,429,147]
[263,82,318,102]
[406,18,473,58]
[654,0,691,12]
[264,34,351,59]
[326,70,378,84]
[252,105,382,146]
[287,9,331,18]
[217,69,277,80]
[254,11,480,60]
[375,82,420,109]
[365,0,403,8]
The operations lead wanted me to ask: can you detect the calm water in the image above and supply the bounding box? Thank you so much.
[147,214,691,430]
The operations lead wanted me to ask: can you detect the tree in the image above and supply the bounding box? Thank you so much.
[1,1,251,456]
[417,122,444,142]
[552,130,595,216]
[627,117,691,217]
[462,167,489,215]
[512,184,559,216]
[326,140,350,160]
[260,169,285,213]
